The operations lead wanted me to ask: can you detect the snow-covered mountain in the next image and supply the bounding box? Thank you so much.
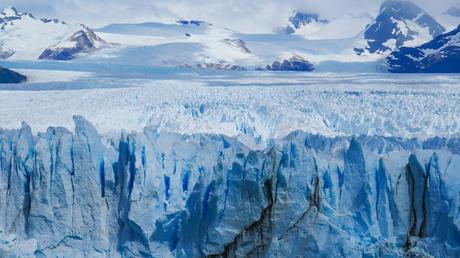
[387,24,460,72]
[0,7,108,60]
[95,21,260,70]
[264,55,314,71]
[289,12,330,28]
[276,12,330,36]
[59,1,451,72]
[94,19,385,72]
[355,0,445,55]
[1,116,460,257]
[0,66,26,83]
[0,2,453,72]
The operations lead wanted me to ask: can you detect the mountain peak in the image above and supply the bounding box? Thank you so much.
[289,12,329,29]
[357,0,445,55]
[1,7,20,18]
[444,6,460,17]
[276,11,329,35]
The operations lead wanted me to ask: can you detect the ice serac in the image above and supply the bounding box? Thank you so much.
[0,66,26,83]
[1,119,460,257]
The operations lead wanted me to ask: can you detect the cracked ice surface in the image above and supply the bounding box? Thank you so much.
[0,73,460,149]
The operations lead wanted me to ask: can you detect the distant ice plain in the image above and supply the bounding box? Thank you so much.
[0,62,459,149]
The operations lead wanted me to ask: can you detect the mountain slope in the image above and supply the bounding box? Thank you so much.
[0,7,108,60]
[95,21,259,70]
[387,24,460,73]
[90,1,449,72]
[276,12,330,36]
[95,20,386,72]
[356,0,445,55]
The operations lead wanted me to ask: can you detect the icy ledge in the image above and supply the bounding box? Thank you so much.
[1,116,460,257]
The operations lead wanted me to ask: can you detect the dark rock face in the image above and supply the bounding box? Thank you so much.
[266,56,314,71]
[221,39,251,54]
[0,7,108,61]
[39,26,107,60]
[0,66,26,83]
[177,20,205,26]
[357,0,445,54]
[2,118,460,257]
[196,62,247,71]
[445,6,460,17]
[387,25,460,73]
[0,7,36,29]
[0,7,22,24]
[289,12,329,29]
[278,12,329,35]
[0,47,14,59]
[40,18,66,24]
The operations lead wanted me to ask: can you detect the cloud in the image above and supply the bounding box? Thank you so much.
[2,0,458,33]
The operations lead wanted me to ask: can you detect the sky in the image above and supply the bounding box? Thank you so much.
[2,0,460,34]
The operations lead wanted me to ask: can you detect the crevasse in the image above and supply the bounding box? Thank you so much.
[0,116,460,257]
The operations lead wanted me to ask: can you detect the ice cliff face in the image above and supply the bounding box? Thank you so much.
[1,116,460,257]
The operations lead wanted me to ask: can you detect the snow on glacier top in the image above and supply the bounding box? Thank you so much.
[0,71,459,149]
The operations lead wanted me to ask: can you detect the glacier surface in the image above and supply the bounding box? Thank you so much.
[1,73,460,150]
[1,116,460,257]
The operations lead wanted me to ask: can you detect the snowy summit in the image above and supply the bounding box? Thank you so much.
[356,0,445,55]
[0,7,108,60]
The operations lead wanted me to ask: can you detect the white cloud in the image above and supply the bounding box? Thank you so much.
[1,0,459,34]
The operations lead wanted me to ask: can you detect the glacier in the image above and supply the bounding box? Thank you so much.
[1,116,460,257]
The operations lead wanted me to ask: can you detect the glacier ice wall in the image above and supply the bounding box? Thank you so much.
[1,116,460,257]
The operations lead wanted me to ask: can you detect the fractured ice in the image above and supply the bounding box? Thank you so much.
[1,116,460,257]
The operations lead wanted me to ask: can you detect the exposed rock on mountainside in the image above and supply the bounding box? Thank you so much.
[0,7,108,60]
[220,39,251,54]
[196,62,247,71]
[387,24,460,72]
[356,0,445,55]
[277,12,330,35]
[39,26,107,60]
[266,56,314,71]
